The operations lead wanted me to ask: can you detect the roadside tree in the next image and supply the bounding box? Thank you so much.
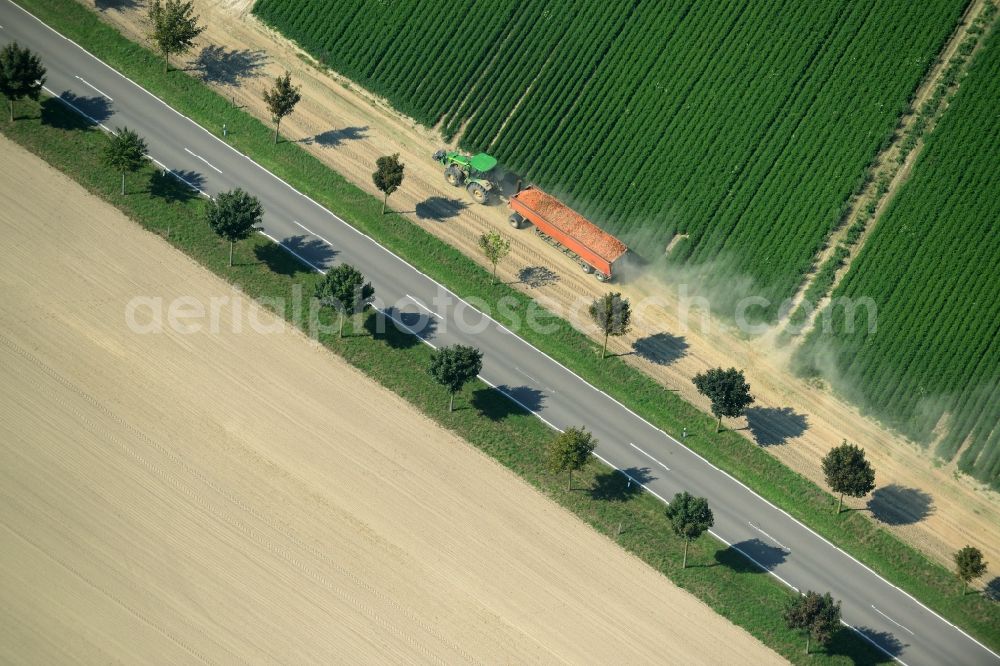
[692,367,754,432]
[0,42,45,122]
[205,188,263,267]
[546,427,596,491]
[262,71,301,144]
[372,153,404,214]
[821,441,876,513]
[665,491,713,568]
[589,291,631,359]
[429,344,482,412]
[148,0,204,73]
[314,263,374,338]
[784,591,841,654]
[954,545,987,594]
[103,127,148,195]
[478,229,510,284]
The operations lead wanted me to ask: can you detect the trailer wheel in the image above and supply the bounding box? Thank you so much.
[580,261,594,274]
[467,182,488,204]
[508,213,524,229]
[444,166,463,187]
[595,272,610,282]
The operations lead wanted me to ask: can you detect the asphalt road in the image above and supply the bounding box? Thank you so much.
[2,3,997,663]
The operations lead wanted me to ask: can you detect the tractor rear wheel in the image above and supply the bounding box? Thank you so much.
[467,182,488,204]
[444,166,463,187]
[509,213,524,229]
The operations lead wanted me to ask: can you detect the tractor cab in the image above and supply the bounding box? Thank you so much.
[467,153,498,178]
[432,149,498,204]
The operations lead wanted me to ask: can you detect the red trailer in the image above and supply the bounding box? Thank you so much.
[508,187,628,281]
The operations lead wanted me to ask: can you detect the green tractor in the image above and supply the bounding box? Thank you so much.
[432,149,498,204]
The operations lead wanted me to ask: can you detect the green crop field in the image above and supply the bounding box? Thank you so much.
[253,0,967,317]
[797,28,1000,488]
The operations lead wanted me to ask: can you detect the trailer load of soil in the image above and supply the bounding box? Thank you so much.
[513,188,627,264]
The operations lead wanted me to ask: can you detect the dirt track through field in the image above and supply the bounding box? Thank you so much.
[0,137,784,664]
[83,0,1000,575]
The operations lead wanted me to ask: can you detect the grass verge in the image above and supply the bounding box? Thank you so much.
[7,0,1000,651]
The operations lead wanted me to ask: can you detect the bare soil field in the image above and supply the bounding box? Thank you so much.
[0,137,783,664]
[83,0,1000,574]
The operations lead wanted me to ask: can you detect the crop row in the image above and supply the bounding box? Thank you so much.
[254,0,966,320]
[796,29,1000,488]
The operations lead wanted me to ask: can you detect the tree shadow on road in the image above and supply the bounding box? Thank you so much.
[193,45,267,86]
[632,332,689,366]
[745,406,809,446]
[722,538,788,572]
[283,234,337,270]
[148,169,204,204]
[470,385,544,421]
[364,307,438,349]
[41,94,112,128]
[867,484,934,526]
[826,626,904,663]
[254,243,314,277]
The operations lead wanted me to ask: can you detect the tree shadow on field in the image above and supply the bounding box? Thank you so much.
[592,466,656,502]
[827,626,905,663]
[415,196,468,222]
[589,469,644,502]
[470,385,544,420]
[94,0,139,12]
[193,45,268,86]
[38,98,89,129]
[365,307,438,349]
[867,484,934,526]
[301,126,369,148]
[149,169,204,204]
[632,332,689,366]
[745,406,809,446]
[984,577,1000,602]
[722,538,788,572]
[518,265,560,288]
[714,546,758,573]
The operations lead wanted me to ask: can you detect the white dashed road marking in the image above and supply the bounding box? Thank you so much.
[873,605,916,636]
[184,147,223,174]
[405,295,442,320]
[628,442,670,471]
[74,74,112,101]
[749,521,790,552]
